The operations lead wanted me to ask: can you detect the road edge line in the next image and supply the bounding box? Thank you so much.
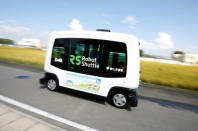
[0,95,99,131]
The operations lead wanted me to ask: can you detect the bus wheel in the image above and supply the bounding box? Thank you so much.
[111,92,128,109]
[47,78,58,91]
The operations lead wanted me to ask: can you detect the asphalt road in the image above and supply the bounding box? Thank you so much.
[0,63,198,131]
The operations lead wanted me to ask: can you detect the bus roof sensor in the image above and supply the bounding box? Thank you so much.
[96,29,111,32]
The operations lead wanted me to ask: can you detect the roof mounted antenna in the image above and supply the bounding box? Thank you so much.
[96,29,111,32]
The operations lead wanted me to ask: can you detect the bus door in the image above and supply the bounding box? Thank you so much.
[66,39,103,94]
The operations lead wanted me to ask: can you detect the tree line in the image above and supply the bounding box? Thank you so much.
[0,38,14,45]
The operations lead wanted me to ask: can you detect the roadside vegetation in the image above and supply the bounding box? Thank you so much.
[0,46,198,91]
[0,46,45,68]
[0,38,14,45]
[140,61,198,91]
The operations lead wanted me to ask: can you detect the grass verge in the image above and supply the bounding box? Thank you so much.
[140,61,198,91]
[0,46,45,68]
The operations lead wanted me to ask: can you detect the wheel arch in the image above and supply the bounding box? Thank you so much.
[107,86,135,98]
[45,72,59,85]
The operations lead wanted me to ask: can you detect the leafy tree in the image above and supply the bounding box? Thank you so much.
[172,51,185,61]
[173,51,185,54]
[0,38,14,45]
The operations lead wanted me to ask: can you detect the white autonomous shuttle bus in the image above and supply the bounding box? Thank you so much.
[40,30,140,108]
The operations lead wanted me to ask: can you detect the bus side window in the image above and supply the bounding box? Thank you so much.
[67,39,102,76]
[88,43,100,59]
[68,39,85,71]
[107,52,126,72]
[51,39,69,70]
[104,41,127,77]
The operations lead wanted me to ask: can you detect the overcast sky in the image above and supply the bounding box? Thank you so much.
[0,0,198,58]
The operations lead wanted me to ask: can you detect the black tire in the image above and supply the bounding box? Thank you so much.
[110,91,129,109]
[47,78,58,91]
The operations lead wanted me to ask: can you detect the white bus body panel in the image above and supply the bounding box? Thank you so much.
[44,31,139,97]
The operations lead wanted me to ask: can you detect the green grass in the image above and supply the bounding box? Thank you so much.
[0,46,45,68]
[1,46,198,91]
[140,61,198,91]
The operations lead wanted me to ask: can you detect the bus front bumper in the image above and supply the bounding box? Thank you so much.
[128,95,138,107]
[40,77,47,85]
[128,89,138,107]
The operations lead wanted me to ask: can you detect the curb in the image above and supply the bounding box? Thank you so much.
[0,102,66,131]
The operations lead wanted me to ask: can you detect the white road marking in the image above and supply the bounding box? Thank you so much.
[0,95,99,131]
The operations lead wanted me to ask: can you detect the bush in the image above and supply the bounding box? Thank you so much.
[0,38,14,45]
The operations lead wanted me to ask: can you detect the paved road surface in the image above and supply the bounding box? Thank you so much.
[0,63,198,131]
